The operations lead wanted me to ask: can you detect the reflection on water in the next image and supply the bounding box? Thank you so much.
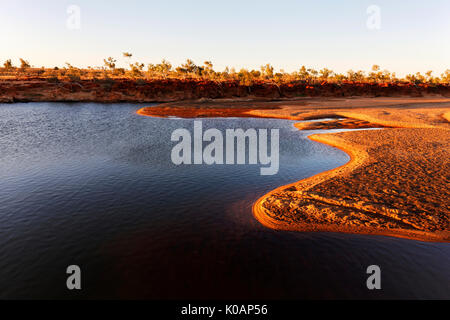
[0,102,448,299]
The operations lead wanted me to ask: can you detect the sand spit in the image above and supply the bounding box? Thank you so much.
[254,128,450,242]
[138,97,450,242]
[137,103,280,118]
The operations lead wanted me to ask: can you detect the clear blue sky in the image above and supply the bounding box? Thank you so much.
[1,0,449,76]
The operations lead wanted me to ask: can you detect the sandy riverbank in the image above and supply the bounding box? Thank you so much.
[138,97,450,242]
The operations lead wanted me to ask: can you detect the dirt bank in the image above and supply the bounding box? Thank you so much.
[1,78,449,103]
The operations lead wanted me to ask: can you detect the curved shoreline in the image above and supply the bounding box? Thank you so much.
[253,132,449,243]
[137,97,450,243]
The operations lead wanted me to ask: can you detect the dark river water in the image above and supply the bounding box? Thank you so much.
[0,102,448,299]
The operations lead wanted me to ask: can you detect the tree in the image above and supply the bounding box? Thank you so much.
[3,59,13,69]
[158,59,172,78]
[122,53,132,75]
[368,65,383,82]
[130,62,144,77]
[203,61,214,79]
[250,70,261,79]
[238,68,254,86]
[319,68,333,81]
[64,62,81,81]
[347,70,365,82]
[273,72,284,84]
[440,70,450,84]
[103,57,117,70]
[307,68,319,81]
[147,63,157,77]
[405,72,425,85]
[204,61,213,71]
[415,72,425,83]
[298,66,310,81]
[425,70,436,84]
[217,66,231,81]
[177,59,202,77]
[147,61,172,78]
[260,64,274,79]
[380,69,392,83]
[333,73,347,83]
[182,59,198,74]
[19,58,30,70]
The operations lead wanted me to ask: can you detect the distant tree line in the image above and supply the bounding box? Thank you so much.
[1,54,449,85]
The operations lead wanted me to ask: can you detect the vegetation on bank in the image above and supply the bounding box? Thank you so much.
[1,53,449,86]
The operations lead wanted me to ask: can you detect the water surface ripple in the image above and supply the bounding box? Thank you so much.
[0,102,448,299]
